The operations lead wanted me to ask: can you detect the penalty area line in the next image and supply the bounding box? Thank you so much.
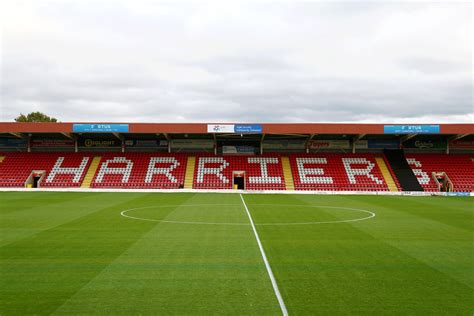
[239,194,288,316]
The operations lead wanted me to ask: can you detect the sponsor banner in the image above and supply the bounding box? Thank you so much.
[355,140,368,149]
[449,140,474,150]
[207,124,235,133]
[309,140,350,149]
[403,139,446,149]
[222,146,256,154]
[263,140,306,150]
[384,124,440,134]
[368,139,399,149]
[170,139,214,149]
[124,140,168,148]
[78,138,121,147]
[447,192,471,197]
[73,124,129,133]
[207,124,263,133]
[234,124,262,133]
[31,139,74,147]
[0,138,27,147]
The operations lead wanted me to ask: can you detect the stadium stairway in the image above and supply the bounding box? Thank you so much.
[80,156,102,188]
[375,157,398,192]
[384,149,423,191]
[281,156,295,190]
[184,156,195,189]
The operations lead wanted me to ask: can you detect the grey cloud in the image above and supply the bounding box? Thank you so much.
[0,1,472,123]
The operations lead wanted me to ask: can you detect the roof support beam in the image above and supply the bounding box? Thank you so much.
[213,134,217,154]
[354,134,366,142]
[401,134,417,142]
[112,132,121,140]
[162,133,170,141]
[306,133,316,145]
[61,132,73,140]
[9,132,23,138]
[449,133,469,141]
[305,134,317,153]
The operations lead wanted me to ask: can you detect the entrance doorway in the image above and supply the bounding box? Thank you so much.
[25,171,46,188]
[233,171,245,190]
[33,175,42,188]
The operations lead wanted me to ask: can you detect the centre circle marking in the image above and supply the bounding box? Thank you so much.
[120,204,375,226]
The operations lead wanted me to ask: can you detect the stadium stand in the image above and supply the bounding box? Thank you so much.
[289,153,390,191]
[89,153,187,189]
[406,154,474,192]
[384,149,424,191]
[0,135,472,192]
[0,152,93,187]
[193,154,286,190]
[2,152,472,191]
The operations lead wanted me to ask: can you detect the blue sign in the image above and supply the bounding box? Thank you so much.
[447,192,470,197]
[0,138,27,147]
[234,124,263,133]
[384,125,440,134]
[368,139,399,149]
[73,124,129,133]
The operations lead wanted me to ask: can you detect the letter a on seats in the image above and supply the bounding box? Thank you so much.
[95,157,134,183]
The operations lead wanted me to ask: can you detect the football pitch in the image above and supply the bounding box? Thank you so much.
[1,192,473,315]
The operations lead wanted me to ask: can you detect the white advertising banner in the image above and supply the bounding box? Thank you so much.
[207,124,235,133]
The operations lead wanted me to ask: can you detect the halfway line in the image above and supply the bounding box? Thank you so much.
[239,194,288,316]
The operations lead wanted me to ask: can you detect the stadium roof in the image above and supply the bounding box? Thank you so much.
[1,122,473,135]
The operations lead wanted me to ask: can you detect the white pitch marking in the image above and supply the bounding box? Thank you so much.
[120,204,248,225]
[120,204,375,226]
[239,194,289,316]
[249,204,375,225]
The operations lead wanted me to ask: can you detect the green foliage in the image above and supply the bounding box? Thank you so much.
[14,112,58,122]
[0,193,472,314]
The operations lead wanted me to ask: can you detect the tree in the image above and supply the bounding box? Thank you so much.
[15,112,58,122]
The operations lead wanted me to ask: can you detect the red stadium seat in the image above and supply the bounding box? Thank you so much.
[405,154,473,192]
[193,154,286,190]
[289,153,390,191]
[0,153,93,187]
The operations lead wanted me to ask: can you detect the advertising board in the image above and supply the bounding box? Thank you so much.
[222,146,256,154]
[31,139,74,147]
[78,138,121,147]
[309,140,350,149]
[124,140,168,148]
[0,138,27,147]
[170,139,214,149]
[449,140,474,150]
[403,139,446,149]
[384,125,440,134]
[263,140,306,150]
[207,124,263,133]
[73,124,129,133]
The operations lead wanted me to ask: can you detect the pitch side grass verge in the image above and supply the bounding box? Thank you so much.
[0,192,472,315]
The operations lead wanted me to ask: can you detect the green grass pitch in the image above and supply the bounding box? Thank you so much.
[1,192,473,315]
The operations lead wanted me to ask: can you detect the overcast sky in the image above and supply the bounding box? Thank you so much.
[0,1,472,123]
